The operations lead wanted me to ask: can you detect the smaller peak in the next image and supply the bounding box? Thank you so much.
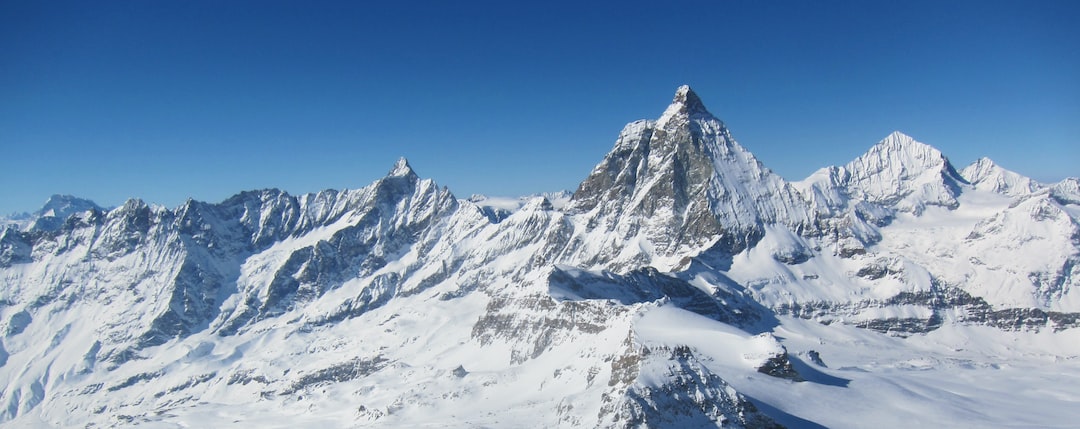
[35,194,103,217]
[849,131,959,177]
[521,196,554,212]
[41,194,87,207]
[965,157,1001,173]
[962,157,999,174]
[120,198,149,210]
[388,157,416,178]
[962,156,1040,197]
[961,157,1000,179]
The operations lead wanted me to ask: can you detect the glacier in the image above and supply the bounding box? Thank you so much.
[0,86,1078,428]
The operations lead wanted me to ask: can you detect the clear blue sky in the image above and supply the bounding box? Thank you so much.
[2,0,1078,215]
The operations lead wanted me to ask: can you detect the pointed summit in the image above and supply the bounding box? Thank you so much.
[673,85,708,114]
[884,130,915,142]
[388,157,417,178]
[885,130,911,140]
[961,157,1000,182]
[877,131,935,154]
[973,156,996,167]
[857,131,953,171]
[658,85,714,126]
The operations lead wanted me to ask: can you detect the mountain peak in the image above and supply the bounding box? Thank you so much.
[964,157,999,174]
[869,131,944,160]
[962,157,1040,197]
[885,130,914,141]
[673,85,707,113]
[24,194,104,232]
[569,85,810,263]
[659,85,713,125]
[388,157,416,178]
[879,131,928,151]
[840,132,969,213]
[36,194,102,218]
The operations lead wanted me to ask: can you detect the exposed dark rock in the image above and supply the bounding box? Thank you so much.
[0,228,32,267]
[775,283,1080,335]
[756,350,804,382]
[280,356,389,395]
[472,295,616,364]
[600,343,785,429]
[4,310,31,337]
[106,370,165,392]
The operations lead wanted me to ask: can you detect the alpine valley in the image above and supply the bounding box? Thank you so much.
[2,87,1078,428]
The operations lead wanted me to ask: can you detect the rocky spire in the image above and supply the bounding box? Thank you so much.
[388,157,417,179]
[658,85,715,127]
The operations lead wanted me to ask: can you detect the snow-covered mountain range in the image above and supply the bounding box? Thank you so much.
[1,86,1078,428]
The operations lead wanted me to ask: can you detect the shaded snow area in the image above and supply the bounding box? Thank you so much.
[2,87,1079,428]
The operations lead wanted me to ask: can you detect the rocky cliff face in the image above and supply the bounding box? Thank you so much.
[1,86,1078,428]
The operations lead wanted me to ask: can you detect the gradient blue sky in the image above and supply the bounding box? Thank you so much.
[2,0,1078,215]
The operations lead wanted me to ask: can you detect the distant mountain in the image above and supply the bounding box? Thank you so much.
[1,87,1078,428]
[467,191,572,223]
[0,194,104,232]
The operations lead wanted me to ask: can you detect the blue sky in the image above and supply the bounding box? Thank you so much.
[2,0,1078,215]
